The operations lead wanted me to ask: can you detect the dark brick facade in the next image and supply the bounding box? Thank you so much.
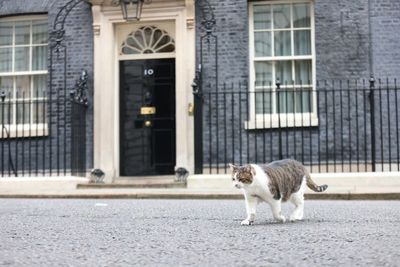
[1,0,399,175]
[0,0,93,174]
[197,0,400,170]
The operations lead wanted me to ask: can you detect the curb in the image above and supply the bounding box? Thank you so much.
[0,193,399,200]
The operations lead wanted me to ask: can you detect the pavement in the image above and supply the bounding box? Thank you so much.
[0,172,400,199]
[0,199,399,266]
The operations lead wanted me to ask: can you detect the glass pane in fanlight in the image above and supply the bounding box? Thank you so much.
[274,31,291,56]
[293,3,310,28]
[254,5,271,30]
[134,30,145,48]
[255,61,272,86]
[0,22,13,46]
[294,30,311,55]
[273,4,290,29]
[143,26,152,47]
[122,46,139,54]
[254,31,271,57]
[15,21,30,45]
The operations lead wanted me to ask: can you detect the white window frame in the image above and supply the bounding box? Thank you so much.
[247,0,318,129]
[0,15,48,138]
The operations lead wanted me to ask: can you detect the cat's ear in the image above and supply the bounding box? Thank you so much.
[229,163,237,172]
[245,165,256,176]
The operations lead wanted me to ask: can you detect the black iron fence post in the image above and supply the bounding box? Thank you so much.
[369,75,376,172]
[276,78,283,160]
[1,91,5,176]
[195,0,217,174]
[192,66,203,174]
[70,70,89,177]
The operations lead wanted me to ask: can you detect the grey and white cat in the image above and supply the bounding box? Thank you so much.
[229,159,328,225]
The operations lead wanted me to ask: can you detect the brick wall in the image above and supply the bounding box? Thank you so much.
[0,0,93,175]
[197,0,400,170]
[370,0,400,78]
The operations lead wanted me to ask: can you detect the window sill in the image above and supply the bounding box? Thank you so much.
[245,114,319,129]
[0,124,48,138]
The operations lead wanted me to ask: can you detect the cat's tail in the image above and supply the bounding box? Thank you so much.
[305,174,328,192]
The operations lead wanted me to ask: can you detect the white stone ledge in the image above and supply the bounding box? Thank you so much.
[187,172,400,191]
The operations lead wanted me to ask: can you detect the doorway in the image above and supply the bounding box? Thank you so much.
[119,58,176,176]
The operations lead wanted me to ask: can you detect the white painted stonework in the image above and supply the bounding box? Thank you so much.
[89,0,195,182]
[187,172,400,194]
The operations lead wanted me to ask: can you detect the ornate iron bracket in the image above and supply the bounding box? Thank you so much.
[70,70,89,107]
[195,0,216,49]
[192,64,203,98]
[50,0,89,56]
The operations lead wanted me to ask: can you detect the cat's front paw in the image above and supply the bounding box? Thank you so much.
[289,215,302,222]
[241,219,253,226]
[276,216,286,223]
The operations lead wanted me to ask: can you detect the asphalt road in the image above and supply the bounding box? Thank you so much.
[0,199,399,266]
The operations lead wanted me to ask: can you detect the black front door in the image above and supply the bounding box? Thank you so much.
[120,59,175,176]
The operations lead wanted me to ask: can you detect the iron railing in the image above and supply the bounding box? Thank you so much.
[0,89,87,177]
[199,78,400,174]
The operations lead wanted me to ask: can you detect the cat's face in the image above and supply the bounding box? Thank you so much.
[229,164,255,189]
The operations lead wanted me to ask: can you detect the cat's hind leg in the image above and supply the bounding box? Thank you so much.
[269,199,286,223]
[289,191,305,221]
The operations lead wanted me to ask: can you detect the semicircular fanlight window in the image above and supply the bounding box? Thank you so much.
[121,26,175,55]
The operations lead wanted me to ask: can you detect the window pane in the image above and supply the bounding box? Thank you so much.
[275,61,292,84]
[0,77,13,124]
[255,62,272,86]
[0,102,13,124]
[15,21,30,45]
[0,76,13,97]
[277,90,294,113]
[293,4,310,28]
[16,76,30,99]
[254,32,271,57]
[32,46,47,71]
[0,22,13,46]
[32,100,46,123]
[254,5,271,30]
[33,75,47,98]
[274,31,291,56]
[255,90,272,114]
[32,20,48,44]
[273,4,290,29]
[294,30,311,55]
[15,47,30,71]
[0,48,12,72]
[295,60,312,84]
[295,89,312,113]
[16,102,31,124]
